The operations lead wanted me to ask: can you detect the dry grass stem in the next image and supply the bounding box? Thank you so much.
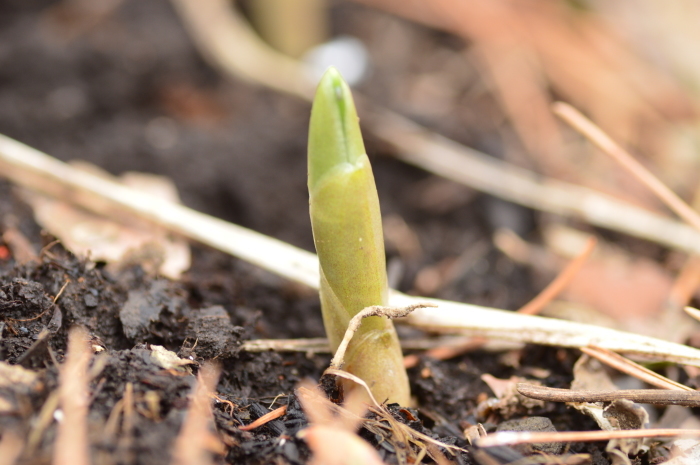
[329,303,436,369]
[684,306,700,322]
[2,137,700,366]
[396,291,700,367]
[53,327,92,465]
[554,102,700,233]
[581,346,693,391]
[517,383,700,407]
[172,363,224,465]
[477,428,700,448]
[0,133,320,289]
[241,338,331,353]
[241,335,473,353]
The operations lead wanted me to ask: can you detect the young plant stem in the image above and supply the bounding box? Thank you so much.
[308,67,410,405]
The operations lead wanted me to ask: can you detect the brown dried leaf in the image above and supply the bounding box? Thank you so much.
[571,355,649,464]
[480,374,546,417]
[21,162,190,279]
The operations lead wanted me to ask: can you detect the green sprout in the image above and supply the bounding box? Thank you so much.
[308,67,410,405]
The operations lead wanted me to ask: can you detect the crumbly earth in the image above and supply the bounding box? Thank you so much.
[0,234,606,465]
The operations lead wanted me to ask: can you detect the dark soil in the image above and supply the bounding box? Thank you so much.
[0,1,669,464]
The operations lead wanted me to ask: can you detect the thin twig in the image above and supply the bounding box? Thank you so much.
[553,102,700,234]
[581,346,693,391]
[517,236,596,315]
[477,428,700,448]
[53,280,70,304]
[330,303,436,369]
[517,383,700,407]
[239,405,288,431]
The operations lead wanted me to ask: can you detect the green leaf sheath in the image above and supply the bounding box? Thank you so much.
[308,67,410,405]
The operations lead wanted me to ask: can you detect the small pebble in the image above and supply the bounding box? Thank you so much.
[496,417,563,455]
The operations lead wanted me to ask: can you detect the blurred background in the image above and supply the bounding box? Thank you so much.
[2,0,700,340]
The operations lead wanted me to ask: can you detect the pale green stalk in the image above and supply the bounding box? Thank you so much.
[308,67,410,405]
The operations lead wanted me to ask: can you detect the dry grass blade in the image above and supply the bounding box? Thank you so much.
[553,102,700,234]
[581,346,693,391]
[477,428,700,448]
[172,363,224,465]
[302,375,463,462]
[303,375,463,463]
[53,327,92,465]
[366,405,465,458]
